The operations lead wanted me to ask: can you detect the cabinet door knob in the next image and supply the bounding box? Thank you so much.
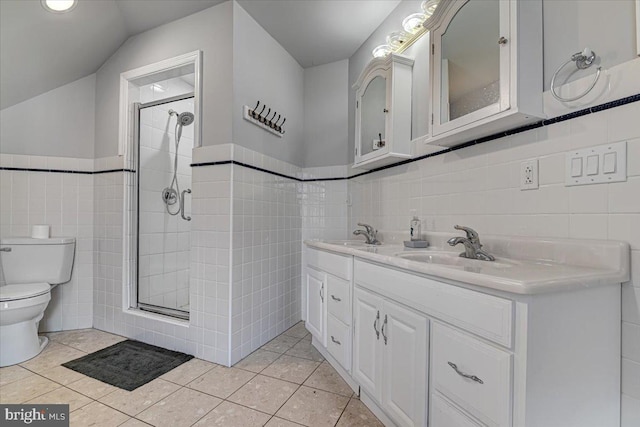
[331,336,341,345]
[498,36,508,45]
[331,295,341,302]
[447,362,484,384]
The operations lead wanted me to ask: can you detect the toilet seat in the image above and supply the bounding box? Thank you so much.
[0,283,50,302]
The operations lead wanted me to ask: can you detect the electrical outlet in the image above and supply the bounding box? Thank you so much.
[520,159,539,190]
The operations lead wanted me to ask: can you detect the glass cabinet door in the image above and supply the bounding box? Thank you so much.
[358,74,388,158]
[433,0,509,135]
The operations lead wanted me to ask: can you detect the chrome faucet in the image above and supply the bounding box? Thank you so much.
[353,223,381,245]
[447,225,495,261]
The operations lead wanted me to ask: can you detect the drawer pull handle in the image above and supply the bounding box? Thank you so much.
[331,295,341,302]
[373,311,380,340]
[447,362,484,384]
[331,336,341,345]
[381,314,388,345]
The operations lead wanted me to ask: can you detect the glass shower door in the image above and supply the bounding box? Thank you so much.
[136,92,194,319]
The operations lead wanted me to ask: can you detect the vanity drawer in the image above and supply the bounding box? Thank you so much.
[354,260,513,347]
[327,274,351,325]
[327,314,351,371]
[431,323,511,427]
[307,247,352,280]
[431,393,484,427]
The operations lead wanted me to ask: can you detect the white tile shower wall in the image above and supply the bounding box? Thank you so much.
[138,96,194,311]
[229,145,303,364]
[348,101,640,417]
[92,153,232,365]
[0,154,94,331]
[190,163,232,364]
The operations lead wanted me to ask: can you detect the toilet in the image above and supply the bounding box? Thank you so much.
[0,237,75,367]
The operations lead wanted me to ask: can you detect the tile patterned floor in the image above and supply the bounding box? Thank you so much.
[0,323,384,427]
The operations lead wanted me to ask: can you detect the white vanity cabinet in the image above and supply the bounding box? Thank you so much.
[353,53,414,169]
[305,247,353,371]
[353,287,428,427]
[305,266,326,346]
[304,242,623,427]
[426,0,544,148]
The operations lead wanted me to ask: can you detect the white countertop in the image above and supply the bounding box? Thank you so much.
[305,232,630,295]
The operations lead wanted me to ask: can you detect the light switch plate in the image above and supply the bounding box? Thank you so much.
[565,141,627,186]
[520,159,539,190]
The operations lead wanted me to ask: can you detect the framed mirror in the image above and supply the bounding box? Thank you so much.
[359,75,388,157]
[440,0,500,123]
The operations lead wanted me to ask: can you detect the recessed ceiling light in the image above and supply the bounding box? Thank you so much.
[41,0,78,13]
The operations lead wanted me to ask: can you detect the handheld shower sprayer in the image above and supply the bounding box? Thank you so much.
[162,108,195,220]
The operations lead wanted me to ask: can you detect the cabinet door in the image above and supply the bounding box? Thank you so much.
[306,267,326,346]
[353,287,384,402]
[432,0,510,136]
[382,300,429,427]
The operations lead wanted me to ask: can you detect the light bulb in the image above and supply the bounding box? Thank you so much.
[372,44,392,58]
[41,0,77,13]
[402,13,427,34]
[386,31,410,51]
[421,0,440,17]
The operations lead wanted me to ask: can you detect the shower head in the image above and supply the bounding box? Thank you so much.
[168,109,194,127]
[178,112,194,127]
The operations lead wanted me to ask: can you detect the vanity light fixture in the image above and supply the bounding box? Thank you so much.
[386,31,411,51]
[41,0,78,13]
[421,0,440,17]
[372,44,392,58]
[402,12,427,34]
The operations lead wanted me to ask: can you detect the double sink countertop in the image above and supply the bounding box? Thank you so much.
[305,231,630,295]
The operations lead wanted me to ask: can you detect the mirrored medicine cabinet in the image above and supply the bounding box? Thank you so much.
[353,0,544,169]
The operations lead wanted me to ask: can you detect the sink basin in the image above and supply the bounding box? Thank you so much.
[325,240,378,247]
[395,251,515,269]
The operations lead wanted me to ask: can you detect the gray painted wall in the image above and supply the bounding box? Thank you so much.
[303,60,349,167]
[232,2,305,167]
[348,0,639,164]
[94,1,233,158]
[0,74,95,158]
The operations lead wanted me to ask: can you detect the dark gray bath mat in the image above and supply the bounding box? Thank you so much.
[62,340,193,391]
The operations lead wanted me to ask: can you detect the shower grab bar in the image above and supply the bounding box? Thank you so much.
[180,189,192,221]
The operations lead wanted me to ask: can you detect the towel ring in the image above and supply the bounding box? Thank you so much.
[551,48,601,102]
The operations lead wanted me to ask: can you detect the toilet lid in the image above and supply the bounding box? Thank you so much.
[0,283,50,301]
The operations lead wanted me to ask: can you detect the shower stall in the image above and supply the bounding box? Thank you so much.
[134,75,195,319]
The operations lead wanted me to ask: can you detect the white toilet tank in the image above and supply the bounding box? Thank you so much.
[0,237,76,285]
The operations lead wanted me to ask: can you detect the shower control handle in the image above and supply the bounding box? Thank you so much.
[180,189,192,221]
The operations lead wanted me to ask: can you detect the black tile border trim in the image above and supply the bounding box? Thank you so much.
[2,93,637,181]
[190,93,640,183]
[0,167,136,174]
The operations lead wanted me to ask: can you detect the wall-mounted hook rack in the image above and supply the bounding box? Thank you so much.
[243,101,286,137]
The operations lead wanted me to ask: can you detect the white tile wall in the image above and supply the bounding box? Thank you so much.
[0,154,94,331]
[348,101,640,417]
[229,151,302,364]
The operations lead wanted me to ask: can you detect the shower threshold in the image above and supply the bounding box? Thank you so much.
[139,303,189,320]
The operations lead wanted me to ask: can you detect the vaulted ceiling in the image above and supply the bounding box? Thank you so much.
[0,0,401,110]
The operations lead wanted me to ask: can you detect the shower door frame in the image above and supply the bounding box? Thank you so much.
[119,50,202,322]
[132,93,195,320]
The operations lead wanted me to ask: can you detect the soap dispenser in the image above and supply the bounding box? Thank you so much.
[405,211,428,248]
[410,214,421,241]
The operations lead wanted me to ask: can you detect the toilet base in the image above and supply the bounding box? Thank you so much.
[0,319,50,367]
